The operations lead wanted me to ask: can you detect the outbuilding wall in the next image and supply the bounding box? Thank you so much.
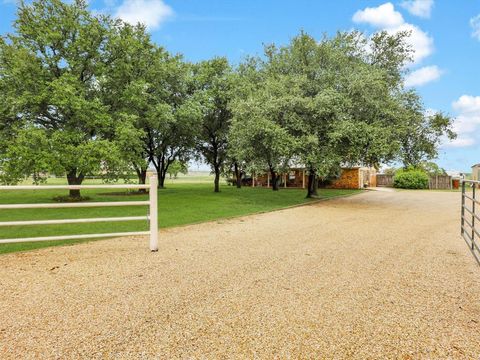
[363,168,377,187]
[473,165,480,181]
[329,168,361,189]
[329,167,376,189]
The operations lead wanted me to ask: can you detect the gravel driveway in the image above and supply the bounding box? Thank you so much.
[1,190,479,359]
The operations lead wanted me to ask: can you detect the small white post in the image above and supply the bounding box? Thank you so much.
[149,175,158,252]
[302,170,305,189]
[267,172,270,188]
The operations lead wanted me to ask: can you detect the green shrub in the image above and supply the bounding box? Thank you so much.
[393,169,429,189]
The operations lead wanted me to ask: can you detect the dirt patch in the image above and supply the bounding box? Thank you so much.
[0,190,479,358]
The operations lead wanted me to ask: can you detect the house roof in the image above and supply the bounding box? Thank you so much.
[472,164,480,168]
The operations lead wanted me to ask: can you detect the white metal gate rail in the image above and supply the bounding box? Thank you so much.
[461,179,479,263]
[0,176,158,251]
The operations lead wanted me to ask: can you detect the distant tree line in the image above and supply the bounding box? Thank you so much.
[0,0,455,198]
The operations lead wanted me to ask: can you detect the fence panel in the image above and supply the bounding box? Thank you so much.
[429,175,452,190]
[376,174,452,189]
[376,174,394,187]
[0,176,158,251]
[461,180,479,263]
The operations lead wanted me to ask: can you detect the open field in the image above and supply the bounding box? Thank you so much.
[0,176,358,254]
[1,190,479,358]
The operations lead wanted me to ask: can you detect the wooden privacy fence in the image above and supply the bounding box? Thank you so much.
[376,174,452,189]
[461,180,479,263]
[428,175,452,190]
[0,176,159,251]
[376,174,394,187]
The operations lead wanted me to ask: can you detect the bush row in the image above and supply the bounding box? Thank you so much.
[393,169,429,189]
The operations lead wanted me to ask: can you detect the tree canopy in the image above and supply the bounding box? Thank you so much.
[0,0,118,197]
[228,31,455,196]
[0,0,456,198]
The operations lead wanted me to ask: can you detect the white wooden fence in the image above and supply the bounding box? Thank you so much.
[0,176,158,251]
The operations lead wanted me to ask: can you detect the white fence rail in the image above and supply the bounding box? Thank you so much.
[0,176,158,251]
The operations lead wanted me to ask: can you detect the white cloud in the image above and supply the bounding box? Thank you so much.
[452,115,479,135]
[444,95,480,148]
[446,137,475,148]
[471,15,480,41]
[400,0,434,18]
[353,3,404,28]
[352,2,434,65]
[114,0,173,30]
[404,65,442,87]
[453,95,480,114]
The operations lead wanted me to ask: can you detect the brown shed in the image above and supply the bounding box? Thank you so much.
[329,167,377,189]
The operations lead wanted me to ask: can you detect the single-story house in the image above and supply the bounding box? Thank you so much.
[245,166,376,190]
[252,168,308,188]
[472,164,480,181]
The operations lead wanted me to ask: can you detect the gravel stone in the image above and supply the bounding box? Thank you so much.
[0,190,479,358]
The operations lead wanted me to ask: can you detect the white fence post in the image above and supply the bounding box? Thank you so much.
[149,175,159,252]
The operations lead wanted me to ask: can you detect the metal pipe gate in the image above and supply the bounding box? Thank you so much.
[461,180,479,263]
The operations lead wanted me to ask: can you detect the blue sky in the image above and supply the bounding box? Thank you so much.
[1,0,479,172]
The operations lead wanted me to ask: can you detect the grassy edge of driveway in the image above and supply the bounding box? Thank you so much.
[168,190,365,229]
[0,185,361,255]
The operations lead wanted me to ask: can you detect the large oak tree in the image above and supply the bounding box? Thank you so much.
[230,31,455,197]
[193,58,234,192]
[0,0,119,198]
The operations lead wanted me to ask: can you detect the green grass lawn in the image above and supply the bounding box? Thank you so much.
[0,177,359,254]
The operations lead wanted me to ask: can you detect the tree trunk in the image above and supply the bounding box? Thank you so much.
[66,170,84,198]
[214,164,220,193]
[158,169,166,188]
[306,169,318,198]
[135,167,147,193]
[234,162,242,188]
[313,174,318,193]
[153,157,171,189]
[270,169,279,191]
